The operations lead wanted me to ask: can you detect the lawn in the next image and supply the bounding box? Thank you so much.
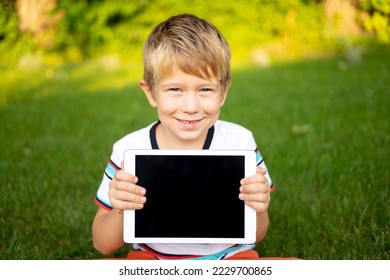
[0,45,389,259]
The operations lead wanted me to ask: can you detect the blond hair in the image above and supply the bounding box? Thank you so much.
[143,14,231,92]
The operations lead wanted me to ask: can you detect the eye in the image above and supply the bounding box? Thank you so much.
[200,88,214,93]
[199,88,216,96]
[168,88,182,93]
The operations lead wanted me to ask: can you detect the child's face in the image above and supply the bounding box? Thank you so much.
[140,68,230,149]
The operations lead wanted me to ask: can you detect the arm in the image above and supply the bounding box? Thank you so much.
[92,166,147,255]
[239,167,271,243]
[92,207,125,255]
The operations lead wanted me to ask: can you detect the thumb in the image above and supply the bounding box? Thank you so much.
[257,167,267,175]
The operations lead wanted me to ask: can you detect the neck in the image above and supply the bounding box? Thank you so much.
[155,124,207,150]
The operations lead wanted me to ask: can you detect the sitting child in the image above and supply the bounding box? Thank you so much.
[92,13,273,260]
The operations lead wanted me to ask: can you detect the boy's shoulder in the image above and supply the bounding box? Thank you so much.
[214,120,253,135]
[212,120,256,149]
[113,122,155,151]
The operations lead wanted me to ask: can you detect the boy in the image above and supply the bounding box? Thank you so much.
[92,13,273,260]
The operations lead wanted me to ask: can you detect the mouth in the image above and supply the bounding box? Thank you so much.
[178,119,201,124]
[175,118,204,128]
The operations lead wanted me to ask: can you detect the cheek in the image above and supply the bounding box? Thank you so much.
[156,98,179,114]
[202,98,224,114]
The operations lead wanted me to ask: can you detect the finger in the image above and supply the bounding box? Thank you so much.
[114,190,147,204]
[111,169,145,195]
[239,192,270,203]
[111,180,146,196]
[109,187,147,211]
[257,167,267,175]
[112,199,145,211]
[240,173,268,186]
[240,181,270,195]
[114,169,138,184]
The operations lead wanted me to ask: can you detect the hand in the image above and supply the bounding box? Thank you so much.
[239,167,270,214]
[108,162,147,212]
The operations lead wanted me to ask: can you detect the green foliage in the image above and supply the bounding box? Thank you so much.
[0,2,17,44]
[1,0,387,65]
[0,1,33,62]
[52,0,151,60]
[359,0,390,43]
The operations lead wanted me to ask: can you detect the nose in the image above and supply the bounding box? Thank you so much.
[182,92,199,113]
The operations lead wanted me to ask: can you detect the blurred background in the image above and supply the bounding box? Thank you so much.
[0,0,389,259]
[1,0,389,67]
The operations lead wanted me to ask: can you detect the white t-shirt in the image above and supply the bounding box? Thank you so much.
[95,120,273,259]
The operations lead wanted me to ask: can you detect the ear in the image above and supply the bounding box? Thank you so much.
[220,79,231,107]
[139,80,157,107]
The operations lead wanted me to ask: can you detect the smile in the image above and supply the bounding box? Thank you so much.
[180,119,200,124]
[176,118,204,127]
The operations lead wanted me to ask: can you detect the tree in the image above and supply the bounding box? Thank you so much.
[16,0,63,47]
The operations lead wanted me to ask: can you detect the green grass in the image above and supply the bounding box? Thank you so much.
[0,46,389,259]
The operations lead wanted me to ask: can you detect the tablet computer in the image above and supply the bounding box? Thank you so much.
[123,149,256,244]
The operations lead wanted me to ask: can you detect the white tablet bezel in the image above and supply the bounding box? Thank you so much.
[123,149,257,244]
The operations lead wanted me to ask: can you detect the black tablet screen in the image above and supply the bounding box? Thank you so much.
[134,155,245,238]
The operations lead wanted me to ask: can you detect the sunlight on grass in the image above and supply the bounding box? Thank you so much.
[0,58,144,107]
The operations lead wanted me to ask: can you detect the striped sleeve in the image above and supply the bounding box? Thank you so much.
[255,147,274,192]
[104,160,120,180]
[95,153,122,211]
